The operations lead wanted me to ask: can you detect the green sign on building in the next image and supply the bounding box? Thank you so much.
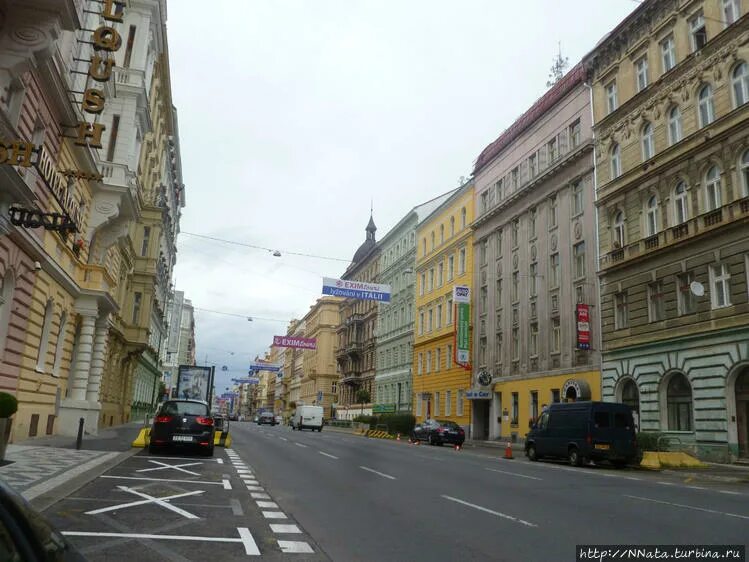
[454,285,470,365]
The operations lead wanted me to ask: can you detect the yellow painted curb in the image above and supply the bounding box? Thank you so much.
[639,451,661,470]
[132,427,150,448]
[658,451,707,468]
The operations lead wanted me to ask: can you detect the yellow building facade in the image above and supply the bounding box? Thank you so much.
[300,296,342,419]
[413,182,474,428]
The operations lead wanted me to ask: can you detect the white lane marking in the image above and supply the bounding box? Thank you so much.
[625,495,749,520]
[251,492,271,499]
[243,481,259,486]
[256,501,278,509]
[720,490,742,496]
[657,481,677,486]
[270,524,301,534]
[137,460,201,476]
[359,466,396,480]
[319,451,339,459]
[485,468,542,481]
[688,486,707,491]
[279,437,288,442]
[237,469,253,474]
[278,540,314,553]
[230,498,244,516]
[85,488,204,516]
[262,511,287,519]
[63,528,261,555]
[622,476,641,481]
[216,459,224,464]
[246,486,264,491]
[442,495,537,528]
[294,442,308,448]
[240,474,255,479]
[137,455,214,462]
[101,475,232,489]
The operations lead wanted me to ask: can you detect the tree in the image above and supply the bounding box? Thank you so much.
[546,43,569,88]
[355,388,371,416]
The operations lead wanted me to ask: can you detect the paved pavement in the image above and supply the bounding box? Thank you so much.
[232,422,749,562]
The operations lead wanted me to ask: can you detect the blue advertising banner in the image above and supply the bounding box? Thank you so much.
[322,277,391,302]
[249,364,282,372]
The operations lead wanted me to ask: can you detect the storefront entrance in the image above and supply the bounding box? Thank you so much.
[736,368,749,458]
[472,400,490,440]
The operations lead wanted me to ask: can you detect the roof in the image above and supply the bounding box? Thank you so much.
[472,62,586,176]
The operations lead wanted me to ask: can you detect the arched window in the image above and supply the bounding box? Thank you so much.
[673,181,689,224]
[641,122,654,160]
[732,62,749,106]
[646,195,659,236]
[668,106,683,145]
[740,150,749,198]
[0,269,16,358]
[621,378,640,421]
[460,207,467,229]
[698,84,714,127]
[430,232,435,250]
[666,373,693,431]
[439,224,444,244]
[613,211,625,248]
[36,299,54,372]
[705,165,722,210]
[450,216,455,237]
[610,143,621,179]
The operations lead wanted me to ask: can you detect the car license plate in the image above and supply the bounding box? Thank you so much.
[172,435,193,442]
[594,443,610,450]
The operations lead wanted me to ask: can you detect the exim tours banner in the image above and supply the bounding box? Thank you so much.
[454,285,471,366]
[322,277,391,302]
[272,335,317,350]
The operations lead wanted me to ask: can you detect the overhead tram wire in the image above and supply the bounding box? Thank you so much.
[192,306,290,323]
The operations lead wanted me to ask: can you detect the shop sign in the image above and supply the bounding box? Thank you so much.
[466,389,491,400]
[576,303,591,350]
[373,403,396,413]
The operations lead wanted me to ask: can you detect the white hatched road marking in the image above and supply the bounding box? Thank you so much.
[85,488,205,516]
[359,466,396,480]
[625,495,749,520]
[246,486,264,491]
[256,501,278,509]
[137,460,201,476]
[270,524,301,534]
[262,511,287,519]
[442,495,538,528]
[101,475,232,489]
[63,528,261,555]
[216,459,224,464]
[485,468,542,481]
[251,492,271,499]
[278,540,314,553]
[319,451,339,459]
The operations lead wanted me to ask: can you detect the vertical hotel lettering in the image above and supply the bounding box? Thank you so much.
[75,0,125,149]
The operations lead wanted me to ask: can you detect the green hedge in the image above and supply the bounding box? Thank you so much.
[353,413,416,435]
[0,392,17,418]
[636,431,664,452]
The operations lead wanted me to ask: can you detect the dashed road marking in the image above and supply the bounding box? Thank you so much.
[625,495,749,520]
[359,466,396,480]
[719,490,742,495]
[279,437,288,441]
[442,495,537,528]
[262,511,287,519]
[319,451,339,459]
[485,468,542,481]
[246,486,264,491]
[278,540,314,553]
[294,442,308,448]
[270,524,301,534]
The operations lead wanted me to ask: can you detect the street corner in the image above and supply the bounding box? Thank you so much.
[43,448,327,561]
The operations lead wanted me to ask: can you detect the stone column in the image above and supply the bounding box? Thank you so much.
[69,313,96,401]
[86,316,109,402]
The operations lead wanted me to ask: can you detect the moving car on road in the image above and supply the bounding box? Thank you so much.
[292,405,324,431]
[524,401,637,467]
[411,419,465,446]
[257,411,277,426]
[149,399,215,456]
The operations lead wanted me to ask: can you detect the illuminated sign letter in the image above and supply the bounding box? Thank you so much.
[92,26,122,51]
[88,55,115,82]
[82,89,106,114]
[101,0,124,22]
[74,122,106,149]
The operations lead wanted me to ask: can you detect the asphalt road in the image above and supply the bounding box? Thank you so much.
[231,422,749,562]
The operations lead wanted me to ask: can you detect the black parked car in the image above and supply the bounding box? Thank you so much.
[0,480,85,561]
[411,419,465,446]
[257,412,276,426]
[149,399,215,456]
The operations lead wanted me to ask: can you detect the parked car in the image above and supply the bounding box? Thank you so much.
[275,415,283,425]
[524,401,637,467]
[149,399,215,456]
[411,419,465,446]
[0,479,85,561]
[257,412,276,426]
[291,405,324,431]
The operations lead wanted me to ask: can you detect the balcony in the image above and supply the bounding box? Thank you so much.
[345,342,363,357]
[340,372,362,385]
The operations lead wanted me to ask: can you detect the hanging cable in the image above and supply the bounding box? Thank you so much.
[192,306,290,323]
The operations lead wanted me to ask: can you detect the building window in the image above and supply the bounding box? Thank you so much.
[677,272,697,315]
[550,253,560,288]
[648,281,665,322]
[480,285,488,314]
[458,247,466,274]
[416,393,422,416]
[434,392,440,416]
[51,311,67,377]
[689,11,707,52]
[733,62,749,106]
[418,353,423,374]
[666,373,693,431]
[511,327,519,360]
[436,348,442,372]
[495,330,502,363]
[512,272,519,302]
[36,300,54,372]
[447,299,453,324]
[511,392,519,424]
[646,195,659,236]
[439,224,444,245]
[551,318,561,353]
[437,304,443,329]
[461,207,467,229]
[529,263,538,297]
[448,255,454,281]
[740,150,749,197]
[606,81,618,114]
[613,211,625,248]
[661,35,676,73]
[429,269,434,291]
[438,262,444,287]
[573,242,586,279]
[123,25,137,67]
[641,122,654,160]
[426,351,431,374]
[674,182,689,224]
[332,381,337,394]
[456,389,463,416]
[479,336,487,366]
[635,56,649,92]
[431,232,435,251]
[511,167,519,190]
[572,182,583,215]
[450,216,455,237]
[705,166,722,211]
[548,137,558,162]
[511,219,519,247]
[480,239,488,265]
[724,0,740,25]
[419,312,424,335]
[447,344,453,369]
[570,119,581,147]
[496,228,503,255]
[611,144,621,179]
[422,238,427,256]
[428,309,433,332]
[495,278,503,305]
[529,322,538,356]
[106,114,120,162]
[549,195,558,228]
[420,272,425,296]
[495,178,504,200]
[445,390,451,416]
[529,153,537,178]
[132,292,142,324]
[614,292,628,330]
[710,263,731,308]
[668,106,683,145]
[140,226,151,257]
[575,284,585,304]
[698,84,715,127]
[529,207,536,238]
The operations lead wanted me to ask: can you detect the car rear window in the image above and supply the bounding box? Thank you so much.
[593,411,610,428]
[161,402,208,416]
[438,421,460,429]
[614,412,632,429]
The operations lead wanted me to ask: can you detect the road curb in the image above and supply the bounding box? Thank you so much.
[29,448,140,511]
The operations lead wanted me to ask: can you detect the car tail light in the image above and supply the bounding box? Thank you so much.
[199,441,210,446]
[458,428,465,434]
[155,415,172,423]
[586,433,592,445]
[437,428,445,433]
[196,416,214,426]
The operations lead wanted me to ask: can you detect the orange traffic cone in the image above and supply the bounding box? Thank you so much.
[504,442,513,460]
[397,433,401,441]
[454,443,461,451]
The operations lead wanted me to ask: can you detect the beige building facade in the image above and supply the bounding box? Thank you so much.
[299,296,341,418]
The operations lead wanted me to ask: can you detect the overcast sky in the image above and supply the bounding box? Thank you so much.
[167,0,636,394]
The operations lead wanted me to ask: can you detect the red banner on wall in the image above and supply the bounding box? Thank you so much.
[576,304,590,350]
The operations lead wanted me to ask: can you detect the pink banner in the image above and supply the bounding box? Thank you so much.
[272,335,317,350]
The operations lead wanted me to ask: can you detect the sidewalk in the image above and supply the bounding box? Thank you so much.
[0,422,143,506]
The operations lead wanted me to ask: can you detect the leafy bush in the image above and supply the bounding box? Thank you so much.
[353,415,376,425]
[636,431,663,452]
[0,392,18,418]
[378,413,416,435]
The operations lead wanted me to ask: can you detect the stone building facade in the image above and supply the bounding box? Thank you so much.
[300,296,341,418]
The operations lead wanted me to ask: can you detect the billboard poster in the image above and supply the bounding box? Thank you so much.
[272,335,317,350]
[322,277,391,302]
[176,365,213,402]
[576,304,591,350]
[453,285,471,366]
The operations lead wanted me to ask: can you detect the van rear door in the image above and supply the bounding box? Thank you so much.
[610,407,636,459]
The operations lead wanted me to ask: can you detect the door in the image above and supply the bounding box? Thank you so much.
[737,369,749,458]
[532,411,551,456]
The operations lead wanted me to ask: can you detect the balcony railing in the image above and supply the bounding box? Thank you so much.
[644,234,659,250]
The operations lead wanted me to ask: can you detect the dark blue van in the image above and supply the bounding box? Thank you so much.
[524,401,637,467]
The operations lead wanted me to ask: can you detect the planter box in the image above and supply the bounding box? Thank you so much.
[0,418,12,462]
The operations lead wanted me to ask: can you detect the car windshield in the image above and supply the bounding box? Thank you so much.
[438,421,460,429]
[160,401,208,416]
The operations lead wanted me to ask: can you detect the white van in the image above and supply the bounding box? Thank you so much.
[292,405,324,432]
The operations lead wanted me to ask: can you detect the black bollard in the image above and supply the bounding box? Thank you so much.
[76,417,84,450]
